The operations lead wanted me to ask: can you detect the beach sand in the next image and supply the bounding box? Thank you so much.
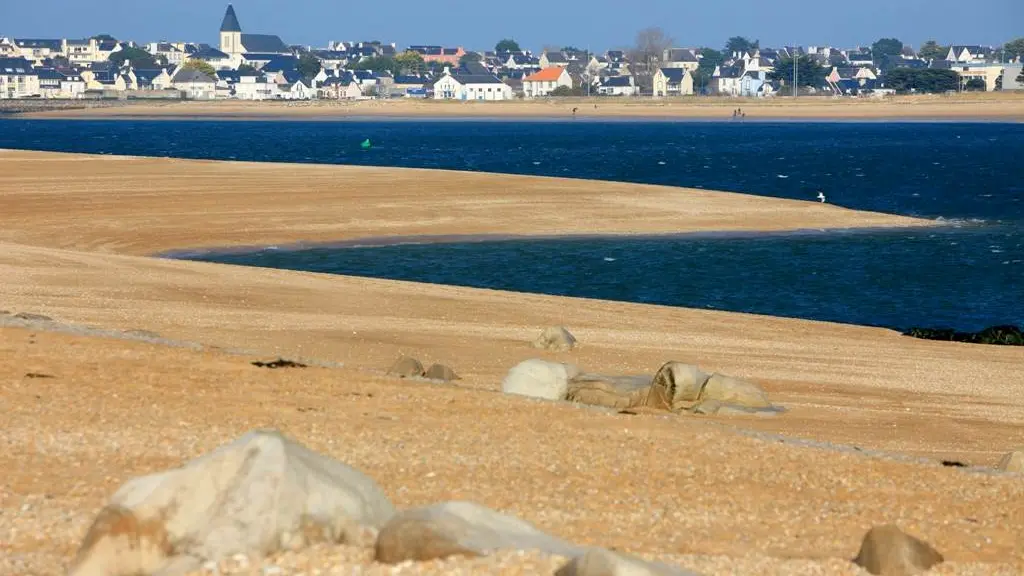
[1,150,1022,575]
[11,91,1024,121]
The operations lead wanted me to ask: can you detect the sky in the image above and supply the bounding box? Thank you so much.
[3,0,1021,54]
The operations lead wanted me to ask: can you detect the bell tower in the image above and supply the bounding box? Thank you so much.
[219,4,242,55]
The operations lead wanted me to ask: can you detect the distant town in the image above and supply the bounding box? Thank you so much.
[2,3,1023,102]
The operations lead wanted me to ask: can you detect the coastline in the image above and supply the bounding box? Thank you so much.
[7,92,1024,121]
[2,149,1023,575]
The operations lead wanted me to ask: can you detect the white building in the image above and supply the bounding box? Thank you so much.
[0,58,40,98]
[522,66,573,98]
[433,68,512,100]
[171,67,217,99]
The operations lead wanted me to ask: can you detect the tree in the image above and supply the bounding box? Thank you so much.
[109,47,157,69]
[495,39,521,53]
[964,78,986,91]
[769,55,827,90]
[91,34,116,42]
[725,36,758,56]
[550,85,583,96]
[631,26,673,88]
[1004,37,1024,62]
[459,52,483,66]
[561,46,583,54]
[394,51,425,74]
[297,52,322,79]
[237,64,258,74]
[691,47,724,95]
[883,68,959,93]
[918,40,948,60]
[182,59,217,77]
[871,38,904,62]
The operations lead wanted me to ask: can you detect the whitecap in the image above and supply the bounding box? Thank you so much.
[603,257,616,262]
[776,174,789,179]
[532,161,541,165]
[657,161,666,165]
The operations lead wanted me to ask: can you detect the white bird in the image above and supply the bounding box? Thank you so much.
[817,192,827,203]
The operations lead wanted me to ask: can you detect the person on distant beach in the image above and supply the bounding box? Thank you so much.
[572,107,578,117]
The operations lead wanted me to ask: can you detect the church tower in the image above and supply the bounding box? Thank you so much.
[219,4,242,55]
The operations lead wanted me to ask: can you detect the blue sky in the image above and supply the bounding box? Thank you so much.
[4,0,1021,53]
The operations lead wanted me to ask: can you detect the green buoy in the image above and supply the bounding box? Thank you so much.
[360,139,371,149]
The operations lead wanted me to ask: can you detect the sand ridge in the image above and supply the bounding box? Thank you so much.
[0,149,1022,575]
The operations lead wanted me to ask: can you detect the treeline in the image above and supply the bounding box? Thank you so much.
[883,69,960,93]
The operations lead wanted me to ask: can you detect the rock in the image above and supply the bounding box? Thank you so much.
[699,373,772,409]
[532,326,577,352]
[70,430,396,576]
[997,450,1024,473]
[375,501,581,564]
[501,359,579,401]
[649,362,711,411]
[387,356,424,378]
[424,363,459,382]
[12,312,52,322]
[566,374,653,409]
[692,399,723,415]
[852,525,944,576]
[556,547,700,576]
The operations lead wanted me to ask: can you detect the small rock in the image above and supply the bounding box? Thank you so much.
[375,501,581,564]
[13,312,52,322]
[997,450,1024,473]
[423,363,459,382]
[532,326,577,352]
[853,525,943,576]
[387,356,424,378]
[700,373,772,409]
[252,358,307,369]
[0,309,10,315]
[556,547,700,576]
[501,359,579,401]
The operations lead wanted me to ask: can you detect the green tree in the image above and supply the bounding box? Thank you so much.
[91,34,116,42]
[871,38,904,62]
[689,47,724,94]
[918,40,948,60]
[1004,37,1024,61]
[182,59,217,77]
[769,55,827,89]
[884,68,959,93]
[297,52,321,79]
[964,78,986,91]
[394,50,424,74]
[237,64,258,74]
[459,52,483,66]
[348,56,401,76]
[109,47,157,68]
[561,46,583,54]
[725,36,758,55]
[549,85,583,96]
[495,39,521,53]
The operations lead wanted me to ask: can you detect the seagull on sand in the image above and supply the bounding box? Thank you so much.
[817,192,827,203]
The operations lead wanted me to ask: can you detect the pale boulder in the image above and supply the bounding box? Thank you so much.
[998,450,1024,473]
[424,363,459,382]
[501,359,579,401]
[69,430,396,576]
[556,547,701,576]
[375,501,581,563]
[532,326,578,352]
[852,525,944,576]
[700,373,772,409]
[566,374,653,409]
[649,362,711,410]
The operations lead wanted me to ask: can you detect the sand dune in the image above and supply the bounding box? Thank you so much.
[0,149,1021,575]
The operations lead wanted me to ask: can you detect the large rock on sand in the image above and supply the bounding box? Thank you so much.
[566,374,654,410]
[532,326,578,352]
[424,363,459,382]
[502,359,579,401]
[387,356,424,378]
[998,450,1024,473]
[375,501,581,563]
[556,547,701,576]
[853,525,944,576]
[70,430,396,576]
[649,362,771,411]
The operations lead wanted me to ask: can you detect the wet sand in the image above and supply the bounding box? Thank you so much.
[0,149,1021,575]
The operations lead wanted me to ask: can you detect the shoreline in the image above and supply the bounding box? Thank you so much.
[6,92,1024,122]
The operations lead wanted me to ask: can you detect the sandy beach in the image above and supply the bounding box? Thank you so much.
[1,149,1022,575]
[8,92,1024,121]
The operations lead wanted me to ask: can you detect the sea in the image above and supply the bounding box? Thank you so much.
[1,118,1021,331]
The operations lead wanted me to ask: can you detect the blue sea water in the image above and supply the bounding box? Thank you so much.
[1,119,1021,331]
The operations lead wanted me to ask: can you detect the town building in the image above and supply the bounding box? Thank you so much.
[523,66,572,98]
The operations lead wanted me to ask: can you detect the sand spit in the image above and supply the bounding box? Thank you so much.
[0,150,1022,574]
[9,92,1024,121]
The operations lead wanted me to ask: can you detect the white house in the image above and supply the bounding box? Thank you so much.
[232,74,281,100]
[522,66,572,98]
[597,75,637,96]
[433,68,513,100]
[279,79,314,100]
[171,67,217,99]
[662,48,700,71]
[0,58,40,98]
[653,67,694,96]
[946,45,992,64]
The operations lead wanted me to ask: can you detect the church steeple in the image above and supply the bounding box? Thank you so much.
[220,5,242,33]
